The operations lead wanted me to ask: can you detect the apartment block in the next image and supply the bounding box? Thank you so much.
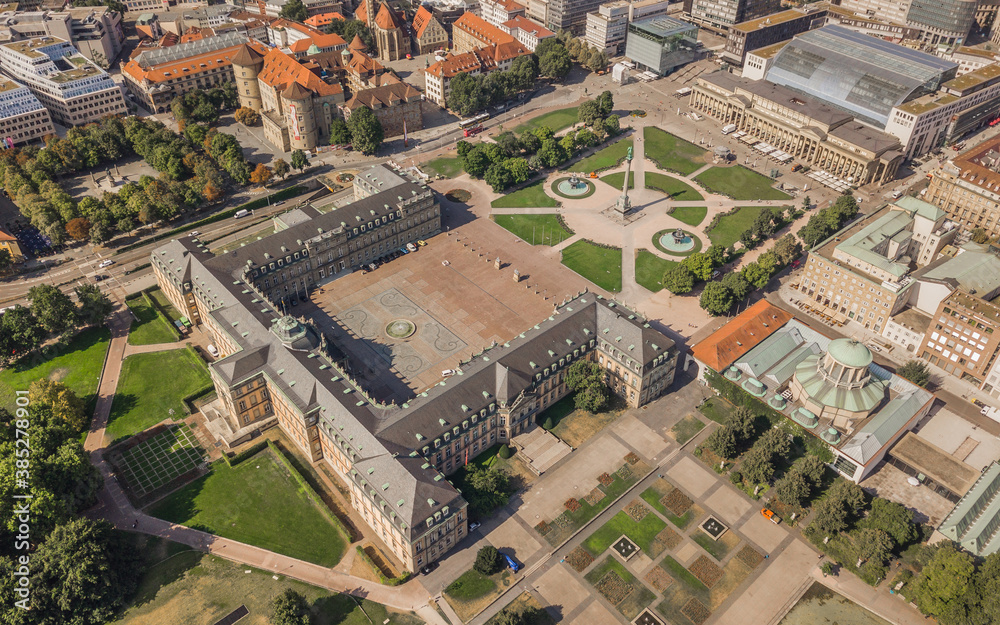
[585,1,629,55]
[0,36,125,126]
[501,15,555,51]
[0,77,53,146]
[722,3,828,65]
[925,137,1000,239]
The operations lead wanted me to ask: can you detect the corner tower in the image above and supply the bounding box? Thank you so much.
[231,44,265,112]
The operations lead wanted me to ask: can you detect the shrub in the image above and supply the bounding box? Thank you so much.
[498,444,512,459]
[474,545,502,575]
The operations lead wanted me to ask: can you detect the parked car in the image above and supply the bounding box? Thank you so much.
[417,240,427,246]
[207,344,220,358]
[420,562,438,575]
[189,230,201,237]
[442,369,456,377]
[406,242,418,252]
[760,508,781,525]
[469,521,481,531]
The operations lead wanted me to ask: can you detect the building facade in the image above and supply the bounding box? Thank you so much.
[424,41,528,106]
[624,16,698,76]
[690,72,905,185]
[0,77,53,146]
[921,289,1000,389]
[585,1,629,55]
[0,37,125,126]
[151,165,678,571]
[0,7,125,66]
[722,3,828,65]
[413,6,449,54]
[683,0,779,33]
[480,0,526,27]
[355,0,410,62]
[544,0,606,34]
[925,137,1000,238]
[906,0,978,45]
[501,15,555,51]
[340,81,423,137]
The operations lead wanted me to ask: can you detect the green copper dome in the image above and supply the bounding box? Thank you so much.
[826,338,873,368]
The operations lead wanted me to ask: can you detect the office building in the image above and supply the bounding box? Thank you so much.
[544,0,607,34]
[691,300,934,483]
[501,14,555,51]
[624,16,698,76]
[683,0,780,33]
[0,7,125,66]
[835,0,912,30]
[413,6,449,54]
[586,1,629,55]
[453,11,518,52]
[822,6,924,42]
[0,37,125,126]
[0,77,53,147]
[151,165,677,570]
[906,0,979,45]
[480,0,526,27]
[795,199,958,333]
[690,72,905,184]
[926,138,1000,238]
[722,3,828,65]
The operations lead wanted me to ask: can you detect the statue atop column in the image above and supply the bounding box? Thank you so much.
[616,147,634,215]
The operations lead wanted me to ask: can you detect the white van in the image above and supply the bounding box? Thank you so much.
[207,344,219,358]
[234,209,249,219]
[890,190,902,200]
[721,124,737,135]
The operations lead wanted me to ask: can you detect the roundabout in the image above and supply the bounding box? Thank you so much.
[385,319,416,339]
[653,228,703,257]
[551,176,596,199]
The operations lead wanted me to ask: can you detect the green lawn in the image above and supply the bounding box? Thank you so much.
[445,568,497,601]
[643,127,706,175]
[106,348,212,443]
[571,139,634,173]
[541,465,642,547]
[537,394,576,429]
[583,510,667,556]
[424,156,464,178]
[561,240,622,292]
[600,171,634,190]
[669,205,708,227]
[491,180,559,208]
[147,288,183,326]
[699,397,735,425]
[671,415,706,444]
[492,214,574,246]
[645,172,703,201]
[694,166,791,200]
[149,450,347,567]
[635,249,676,293]
[706,206,769,248]
[0,326,110,412]
[660,555,707,593]
[515,107,579,134]
[584,556,656,620]
[126,295,178,346]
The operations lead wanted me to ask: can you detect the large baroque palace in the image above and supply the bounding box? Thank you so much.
[151,166,677,571]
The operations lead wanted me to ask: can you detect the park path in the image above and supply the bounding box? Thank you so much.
[83,310,447,625]
[121,340,191,357]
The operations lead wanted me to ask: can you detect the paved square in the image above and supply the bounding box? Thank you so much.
[714,539,816,625]
[704,486,753,526]
[613,414,670,460]
[675,541,700,566]
[536,565,592,613]
[568,598,620,625]
[739,513,788,553]
[487,516,544,563]
[668,457,718,498]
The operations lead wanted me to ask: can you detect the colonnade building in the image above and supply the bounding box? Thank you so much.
[151,165,677,571]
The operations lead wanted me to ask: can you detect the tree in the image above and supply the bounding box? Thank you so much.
[464,465,513,516]
[447,72,488,117]
[859,498,916,547]
[0,305,42,363]
[728,407,758,445]
[498,444,512,459]
[249,163,273,186]
[913,543,976,617]
[597,90,614,116]
[578,100,603,127]
[29,379,87,432]
[65,217,91,241]
[271,589,311,625]
[474,545,502,575]
[463,146,492,178]
[740,447,776,485]
[849,528,893,566]
[484,162,513,192]
[811,494,850,535]
[740,260,773,289]
[346,106,385,155]
[897,360,930,387]
[574,380,609,413]
[772,471,810,507]
[682,252,715,281]
[0,248,11,273]
[971,227,991,244]
[328,119,351,146]
[234,107,260,126]
[705,426,737,459]
[536,39,571,79]
[203,180,223,202]
[604,115,620,137]
[587,48,608,73]
[772,233,802,266]
[700,281,734,316]
[279,0,308,21]
[273,158,290,180]
[663,264,696,295]
[28,283,76,335]
[565,360,609,413]
[291,150,309,171]
[75,284,112,327]
[28,518,141,625]
[795,455,827,486]
[721,272,751,301]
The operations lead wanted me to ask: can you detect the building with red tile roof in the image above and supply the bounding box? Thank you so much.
[341,81,423,137]
[501,15,554,51]
[480,0,526,28]
[267,18,347,57]
[304,11,345,28]
[413,5,448,54]
[690,300,794,374]
[424,39,528,106]
[452,11,528,55]
[355,0,410,62]
[0,229,23,263]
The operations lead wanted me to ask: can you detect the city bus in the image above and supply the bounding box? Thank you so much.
[458,113,490,136]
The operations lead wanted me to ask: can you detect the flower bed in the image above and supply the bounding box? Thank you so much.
[644,567,674,593]
[689,556,724,588]
[566,547,595,572]
[617,464,633,480]
[596,570,634,606]
[735,545,764,569]
[624,499,649,522]
[535,521,551,536]
[681,598,712,625]
[598,472,614,486]
[583,487,605,506]
[651,526,682,552]
[565,498,582,513]
[661,489,693,517]
[625,452,640,465]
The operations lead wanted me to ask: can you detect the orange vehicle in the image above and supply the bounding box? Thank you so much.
[589,172,598,178]
[760,508,781,525]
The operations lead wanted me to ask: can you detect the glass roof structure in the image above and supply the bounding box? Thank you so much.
[765,25,958,127]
